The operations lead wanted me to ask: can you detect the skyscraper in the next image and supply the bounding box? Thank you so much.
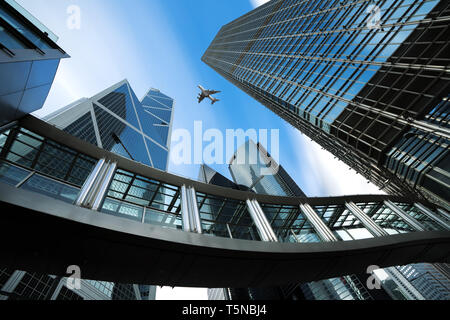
[0,0,69,126]
[0,81,174,299]
[44,79,174,171]
[202,0,450,209]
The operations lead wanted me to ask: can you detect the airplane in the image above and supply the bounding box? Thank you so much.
[197,85,221,105]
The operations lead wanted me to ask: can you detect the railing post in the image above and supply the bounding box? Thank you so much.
[299,203,338,242]
[437,208,450,221]
[414,203,450,230]
[180,185,202,234]
[246,199,268,241]
[75,158,106,207]
[384,200,426,232]
[180,185,191,232]
[345,202,389,237]
[92,162,117,211]
[75,159,117,211]
[188,186,202,234]
[252,199,278,241]
[246,199,277,242]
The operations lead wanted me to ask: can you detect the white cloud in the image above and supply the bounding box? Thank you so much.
[288,128,385,197]
[156,287,208,300]
[250,0,271,8]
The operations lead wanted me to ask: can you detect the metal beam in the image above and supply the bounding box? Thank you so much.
[92,162,117,211]
[415,203,450,230]
[76,159,106,207]
[437,208,450,221]
[180,185,191,232]
[180,185,202,234]
[246,199,277,242]
[300,203,338,242]
[188,186,202,234]
[346,202,389,237]
[384,200,426,232]
[252,199,278,242]
[246,199,269,242]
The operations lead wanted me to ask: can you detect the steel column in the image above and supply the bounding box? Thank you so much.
[180,185,202,234]
[246,199,277,242]
[180,185,191,232]
[384,200,426,232]
[188,186,202,234]
[252,199,278,242]
[300,203,338,242]
[345,202,389,237]
[92,162,117,211]
[414,203,450,230]
[437,208,450,221]
[75,158,106,207]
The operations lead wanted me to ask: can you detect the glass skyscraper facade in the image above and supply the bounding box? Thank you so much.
[202,0,450,209]
[0,0,68,127]
[44,80,174,171]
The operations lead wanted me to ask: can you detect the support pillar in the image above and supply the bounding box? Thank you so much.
[345,202,389,237]
[384,200,426,232]
[180,185,202,234]
[75,158,117,211]
[246,199,277,242]
[414,203,450,230]
[300,203,338,242]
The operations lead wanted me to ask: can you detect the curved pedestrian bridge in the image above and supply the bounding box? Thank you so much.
[0,116,448,287]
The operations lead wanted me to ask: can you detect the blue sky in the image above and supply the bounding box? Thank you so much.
[17,0,384,299]
[18,0,383,197]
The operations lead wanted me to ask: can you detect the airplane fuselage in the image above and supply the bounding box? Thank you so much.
[197,85,220,105]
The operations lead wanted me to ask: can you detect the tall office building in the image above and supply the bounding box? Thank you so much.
[0,0,68,126]
[2,81,174,301]
[44,79,174,171]
[42,81,174,300]
[229,140,306,197]
[0,2,174,297]
[203,0,450,209]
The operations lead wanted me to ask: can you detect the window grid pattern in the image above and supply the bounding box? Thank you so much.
[56,286,84,300]
[104,169,182,230]
[12,272,57,300]
[203,0,450,207]
[0,126,96,187]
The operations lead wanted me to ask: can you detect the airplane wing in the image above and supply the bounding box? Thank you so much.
[198,95,205,103]
[209,90,221,95]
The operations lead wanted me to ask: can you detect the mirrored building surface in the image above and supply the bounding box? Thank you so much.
[203,0,450,209]
[43,80,174,171]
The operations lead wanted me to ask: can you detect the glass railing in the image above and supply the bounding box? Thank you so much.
[0,160,80,204]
